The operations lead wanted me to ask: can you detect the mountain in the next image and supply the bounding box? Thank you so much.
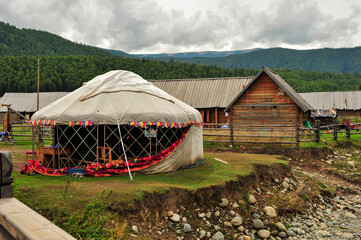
[0,21,125,57]
[155,47,361,74]
[133,49,261,59]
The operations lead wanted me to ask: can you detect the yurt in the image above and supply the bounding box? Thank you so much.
[23,70,203,177]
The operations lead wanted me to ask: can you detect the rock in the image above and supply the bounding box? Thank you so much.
[252,219,264,229]
[214,225,221,231]
[284,177,290,183]
[319,222,327,229]
[242,236,251,240]
[278,231,287,238]
[167,211,174,217]
[347,161,356,168]
[183,223,192,233]
[170,213,180,222]
[325,160,333,164]
[237,226,244,232]
[220,198,229,207]
[199,229,206,239]
[257,229,271,239]
[206,211,212,218]
[131,225,138,233]
[212,231,224,240]
[232,203,239,208]
[316,230,330,236]
[249,194,257,204]
[198,212,205,218]
[275,222,287,231]
[271,230,278,236]
[263,206,277,217]
[182,217,187,223]
[224,221,232,227]
[345,212,357,219]
[282,181,290,189]
[215,211,220,217]
[342,232,353,239]
[231,216,243,226]
[206,232,212,238]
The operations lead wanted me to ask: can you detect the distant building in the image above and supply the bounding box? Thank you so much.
[0,92,69,125]
[300,91,361,122]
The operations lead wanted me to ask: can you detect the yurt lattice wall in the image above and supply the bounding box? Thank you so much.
[37,123,190,169]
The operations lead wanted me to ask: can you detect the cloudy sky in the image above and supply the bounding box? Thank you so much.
[0,0,360,54]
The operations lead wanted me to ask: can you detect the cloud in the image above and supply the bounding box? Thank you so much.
[0,0,359,52]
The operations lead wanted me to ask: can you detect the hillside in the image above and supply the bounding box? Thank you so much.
[151,47,361,74]
[0,56,360,96]
[0,21,126,57]
[133,48,261,59]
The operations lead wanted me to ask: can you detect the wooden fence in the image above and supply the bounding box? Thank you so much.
[203,119,361,147]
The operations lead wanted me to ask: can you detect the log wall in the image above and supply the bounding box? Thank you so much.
[230,73,308,125]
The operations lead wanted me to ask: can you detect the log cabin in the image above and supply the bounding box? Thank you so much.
[225,67,313,126]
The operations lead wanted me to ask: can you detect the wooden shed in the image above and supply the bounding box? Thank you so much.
[225,67,313,126]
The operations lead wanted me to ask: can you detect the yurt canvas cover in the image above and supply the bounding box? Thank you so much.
[27,70,203,176]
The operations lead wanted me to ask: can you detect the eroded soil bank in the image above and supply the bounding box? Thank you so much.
[122,146,361,240]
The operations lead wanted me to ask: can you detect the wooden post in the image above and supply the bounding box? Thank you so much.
[296,123,299,147]
[333,118,338,141]
[230,122,234,147]
[37,56,40,111]
[346,119,350,139]
[315,119,320,143]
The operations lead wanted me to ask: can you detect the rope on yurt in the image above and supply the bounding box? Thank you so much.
[105,93,136,182]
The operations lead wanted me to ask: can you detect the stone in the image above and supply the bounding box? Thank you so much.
[257,229,271,239]
[167,211,174,217]
[212,231,224,240]
[249,194,257,204]
[231,216,243,226]
[347,161,356,168]
[224,221,232,227]
[220,198,229,207]
[215,211,220,217]
[263,206,277,217]
[198,212,205,218]
[206,232,212,238]
[278,231,287,238]
[206,211,212,218]
[242,236,251,240]
[282,181,289,189]
[275,222,287,231]
[199,229,206,239]
[252,219,264,229]
[319,222,327,230]
[316,230,330,236]
[131,225,138,233]
[232,203,239,208]
[182,217,187,223]
[183,223,192,233]
[170,213,180,222]
[237,226,244,232]
[342,232,353,239]
[345,212,357,219]
[284,177,290,183]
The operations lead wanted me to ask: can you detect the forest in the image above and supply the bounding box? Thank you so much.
[0,56,360,96]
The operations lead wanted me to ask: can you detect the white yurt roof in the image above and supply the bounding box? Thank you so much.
[31,70,202,124]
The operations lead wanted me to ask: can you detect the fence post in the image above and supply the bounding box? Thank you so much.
[346,119,350,139]
[230,122,234,147]
[296,123,299,147]
[333,118,338,141]
[315,120,320,143]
